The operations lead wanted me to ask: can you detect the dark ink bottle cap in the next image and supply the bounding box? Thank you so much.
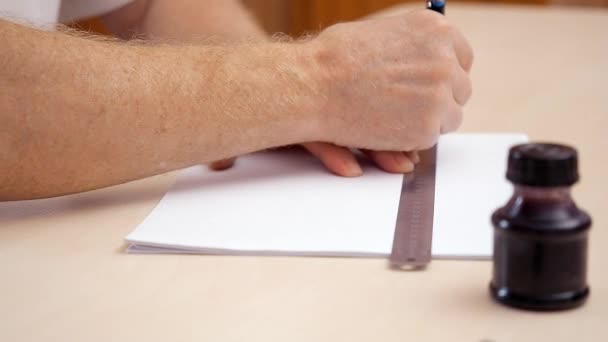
[507,143,579,187]
[490,143,591,311]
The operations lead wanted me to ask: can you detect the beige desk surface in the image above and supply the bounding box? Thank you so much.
[1,4,607,342]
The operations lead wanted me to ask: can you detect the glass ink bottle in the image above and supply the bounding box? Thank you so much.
[490,143,591,310]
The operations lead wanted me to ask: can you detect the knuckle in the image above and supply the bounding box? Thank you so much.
[428,64,452,84]
[434,18,452,34]
[439,46,458,64]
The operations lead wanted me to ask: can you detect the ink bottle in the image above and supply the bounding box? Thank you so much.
[490,143,591,310]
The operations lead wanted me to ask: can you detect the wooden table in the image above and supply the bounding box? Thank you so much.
[1,4,607,341]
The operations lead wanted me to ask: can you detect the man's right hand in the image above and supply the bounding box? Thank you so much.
[213,10,473,177]
[300,9,474,152]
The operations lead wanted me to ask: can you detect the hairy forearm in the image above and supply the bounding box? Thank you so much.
[0,19,318,200]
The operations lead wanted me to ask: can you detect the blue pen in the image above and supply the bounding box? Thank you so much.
[426,0,445,15]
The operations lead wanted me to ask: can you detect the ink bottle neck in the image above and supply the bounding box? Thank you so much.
[495,185,590,233]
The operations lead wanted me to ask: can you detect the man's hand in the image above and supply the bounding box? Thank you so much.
[210,9,472,177]
[302,9,473,153]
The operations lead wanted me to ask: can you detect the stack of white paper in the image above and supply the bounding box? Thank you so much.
[126,133,528,259]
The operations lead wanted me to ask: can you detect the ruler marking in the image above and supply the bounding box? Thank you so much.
[389,146,437,268]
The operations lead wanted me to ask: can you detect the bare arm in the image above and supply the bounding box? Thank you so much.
[1,9,473,201]
[101,0,423,176]
[102,0,267,171]
[0,19,317,200]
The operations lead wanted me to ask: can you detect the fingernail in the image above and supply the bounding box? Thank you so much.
[345,161,363,177]
[394,155,415,173]
[410,152,420,164]
[210,159,235,171]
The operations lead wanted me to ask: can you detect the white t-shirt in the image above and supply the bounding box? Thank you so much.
[0,0,133,27]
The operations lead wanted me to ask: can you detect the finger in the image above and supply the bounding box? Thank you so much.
[440,100,463,134]
[209,157,236,171]
[452,66,472,106]
[362,150,415,173]
[303,142,363,177]
[450,26,474,73]
[407,151,420,164]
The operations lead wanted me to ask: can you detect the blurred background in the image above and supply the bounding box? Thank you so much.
[243,0,608,35]
[80,0,608,36]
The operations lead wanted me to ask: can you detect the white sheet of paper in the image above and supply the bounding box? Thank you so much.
[126,133,528,259]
